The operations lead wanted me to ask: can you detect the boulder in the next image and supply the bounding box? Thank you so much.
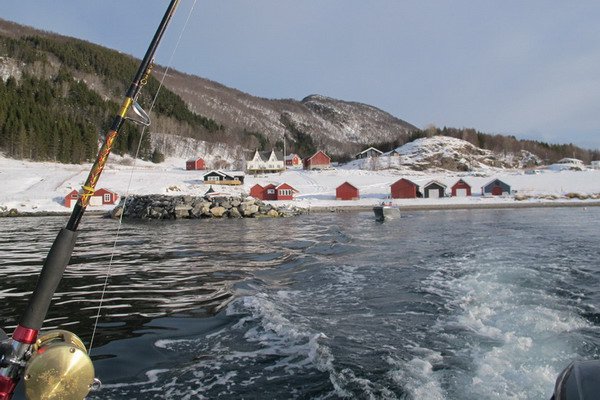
[210,206,226,217]
[240,203,259,217]
[266,209,279,218]
[228,207,242,218]
[174,204,192,219]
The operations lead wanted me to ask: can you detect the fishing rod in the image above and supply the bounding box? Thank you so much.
[0,1,181,399]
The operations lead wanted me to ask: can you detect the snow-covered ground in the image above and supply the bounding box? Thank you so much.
[1,154,600,213]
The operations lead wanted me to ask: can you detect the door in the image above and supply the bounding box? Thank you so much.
[89,196,102,206]
[428,189,439,198]
[456,188,467,197]
[491,186,503,196]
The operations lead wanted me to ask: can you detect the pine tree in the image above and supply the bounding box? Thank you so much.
[151,148,165,163]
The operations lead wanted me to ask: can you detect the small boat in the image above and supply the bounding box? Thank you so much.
[373,203,401,222]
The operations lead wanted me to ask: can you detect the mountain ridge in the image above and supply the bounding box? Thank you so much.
[0,17,598,167]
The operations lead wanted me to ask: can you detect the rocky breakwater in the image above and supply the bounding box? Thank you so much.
[110,195,304,220]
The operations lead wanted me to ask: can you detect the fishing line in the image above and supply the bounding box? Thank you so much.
[88,0,199,354]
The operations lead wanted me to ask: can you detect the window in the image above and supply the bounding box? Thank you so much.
[103,194,111,202]
[207,176,220,182]
[267,189,275,194]
[279,189,291,196]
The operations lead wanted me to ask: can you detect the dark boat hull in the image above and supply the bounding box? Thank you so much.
[373,206,401,222]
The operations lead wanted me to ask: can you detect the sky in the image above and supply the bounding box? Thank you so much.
[2,1,600,150]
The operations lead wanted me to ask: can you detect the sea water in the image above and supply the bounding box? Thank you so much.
[1,207,599,399]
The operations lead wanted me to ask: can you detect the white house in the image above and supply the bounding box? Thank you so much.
[246,150,285,174]
[591,160,600,170]
[549,158,585,171]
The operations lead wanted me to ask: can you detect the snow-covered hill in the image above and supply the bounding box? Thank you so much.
[159,68,418,154]
[345,136,543,171]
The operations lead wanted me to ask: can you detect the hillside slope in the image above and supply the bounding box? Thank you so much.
[155,68,419,156]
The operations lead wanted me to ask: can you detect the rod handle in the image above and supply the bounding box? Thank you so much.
[19,229,78,331]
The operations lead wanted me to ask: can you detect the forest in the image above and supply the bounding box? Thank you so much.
[0,33,223,163]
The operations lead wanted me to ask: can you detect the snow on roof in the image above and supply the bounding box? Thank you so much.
[423,180,447,188]
[356,147,383,156]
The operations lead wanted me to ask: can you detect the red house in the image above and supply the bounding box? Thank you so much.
[262,184,277,201]
[64,188,119,207]
[186,158,206,170]
[304,150,331,170]
[285,153,302,168]
[250,183,298,200]
[64,190,79,207]
[249,184,265,199]
[391,178,420,199]
[451,179,471,197]
[336,182,359,200]
[276,183,298,200]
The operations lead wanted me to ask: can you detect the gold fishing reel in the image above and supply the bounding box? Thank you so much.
[23,330,97,400]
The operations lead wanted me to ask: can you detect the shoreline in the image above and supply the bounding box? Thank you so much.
[304,200,600,213]
[2,200,600,218]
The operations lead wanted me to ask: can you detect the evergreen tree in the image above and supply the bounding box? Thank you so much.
[151,148,165,163]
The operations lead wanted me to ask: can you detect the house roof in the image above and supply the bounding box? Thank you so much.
[391,178,419,188]
[203,170,245,178]
[451,179,471,187]
[203,170,227,177]
[95,188,118,195]
[355,147,383,157]
[284,153,300,160]
[306,150,330,162]
[423,180,447,189]
[276,183,298,192]
[337,181,358,190]
[247,150,284,161]
[482,178,510,189]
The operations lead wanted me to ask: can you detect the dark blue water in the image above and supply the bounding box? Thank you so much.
[1,208,600,399]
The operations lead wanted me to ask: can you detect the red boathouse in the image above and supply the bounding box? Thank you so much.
[390,178,419,199]
[276,183,298,200]
[336,182,359,200]
[249,184,265,199]
[262,184,277,201]
[186,158,206,170]
[451,179,472,197]
[304,150,331,170]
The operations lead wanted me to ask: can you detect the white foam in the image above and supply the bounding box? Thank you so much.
[101,368,169,389]
[414,247,597,399]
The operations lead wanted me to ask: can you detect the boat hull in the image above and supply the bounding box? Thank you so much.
[373,206,401,222]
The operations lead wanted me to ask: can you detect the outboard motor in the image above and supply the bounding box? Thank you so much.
[552,360,600,400]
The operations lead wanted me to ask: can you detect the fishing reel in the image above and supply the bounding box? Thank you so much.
[21,330,98,400]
